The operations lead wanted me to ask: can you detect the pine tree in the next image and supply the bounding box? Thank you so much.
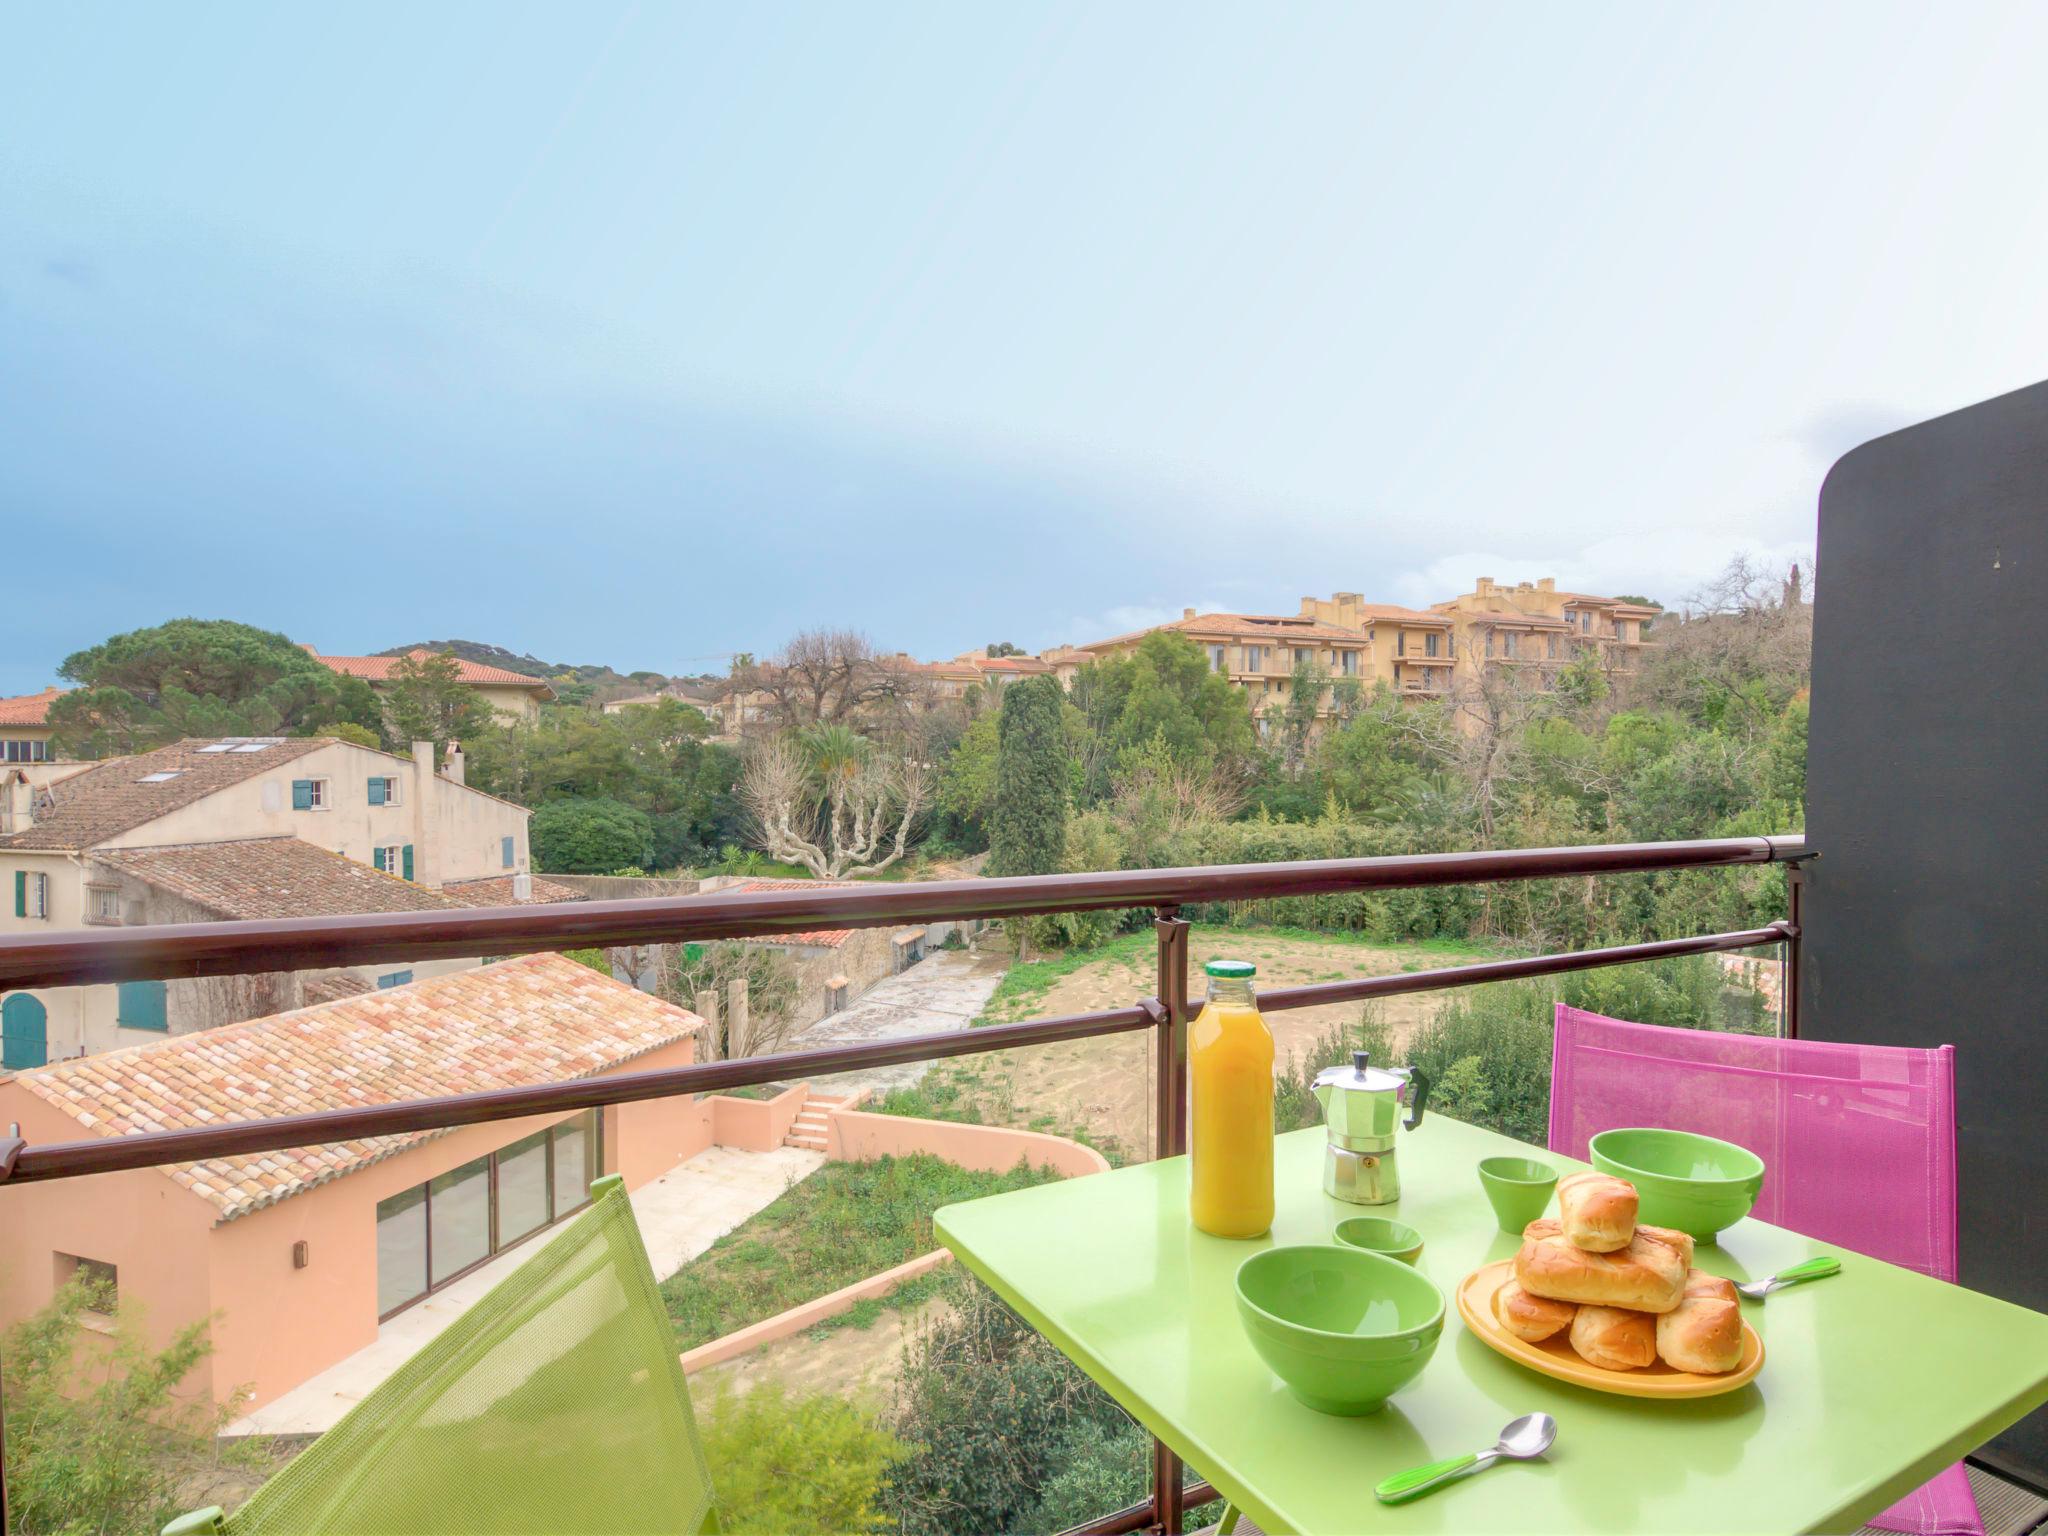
[987,675,1067,878]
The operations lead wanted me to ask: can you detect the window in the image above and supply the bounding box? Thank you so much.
[375,1109,602,1319]
[1396,633,1406,656]
[501,835,515,869]
[367,776,401,807]
[136,771,181,783]
[1547,634,1560,658]
[116,980,168,1031]
[1424,633,1440,658]
[377,970,414,990]
[2,739,46,764]
[1207,645,1226,672]
[1340,650,1359,677]
[1243,645,1264,673]
[56,1254,118,1313]
[14,870,49,920]
[86,885,121,924]
[1502,631,1520,658]
[1293,647,1314,668]
[374,844,414,880]
[291,778,330,810]
[1578,610,1593,632]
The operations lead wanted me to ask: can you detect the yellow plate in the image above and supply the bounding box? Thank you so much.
[1457,1260,1764,1399]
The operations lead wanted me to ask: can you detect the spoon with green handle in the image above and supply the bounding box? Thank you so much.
[1735,1256,1840,1300]
[1374,1412,1556,1506]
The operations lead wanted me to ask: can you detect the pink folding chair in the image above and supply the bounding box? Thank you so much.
[1549,1005,1973,1536]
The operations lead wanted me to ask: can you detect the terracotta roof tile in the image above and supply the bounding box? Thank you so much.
[0,738,331,851]
[316,650,554,695]
[724,878,855,947]
[97,838,465,919]
[11,954,704,1221]
[0,687,62,727]
[1081,612,1371,651]
[443,873,587,906]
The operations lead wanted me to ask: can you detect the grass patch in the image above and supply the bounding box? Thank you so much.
[805,1267,953,1340]
[661,1154,1061,1350]
[972,931,1156,1026]
[871,1064,1131,1168]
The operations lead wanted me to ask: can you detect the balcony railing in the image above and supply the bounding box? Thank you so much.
[0,834,1807,1536]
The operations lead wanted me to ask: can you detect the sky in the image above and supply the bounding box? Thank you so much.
[5,2,2047,693]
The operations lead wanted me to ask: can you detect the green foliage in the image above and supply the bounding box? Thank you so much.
[987,675,1068,879]
[324,721,383,749]
[379,650,489,751]
[49,618,380,756]
[1404,981,1558,1143]
[1026,809,1127,951]
[698,1378,909,1536]
[660,1155,1062,1349]
[466,698,740,868]
[530,796,655,872]
[884,1273,1144,1536]
[562,946,612,975]
[658,940,805,1056]
[2,1276,256,1536]
[932,709,1000,851]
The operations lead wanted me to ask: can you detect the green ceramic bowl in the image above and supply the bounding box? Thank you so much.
[1589,1127,1766,1241]
[1332,1216,1425,1265]
[1477,1155,1559,1233]
[1234,1245,1444,1415]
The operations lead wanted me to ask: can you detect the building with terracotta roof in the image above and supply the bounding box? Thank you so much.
[2,736,540,1065]
[0,953,713,1410]
[310,648,555,721]
[1429,576,1660,686]
[1073,608,1372,733]
[0,686,64,763]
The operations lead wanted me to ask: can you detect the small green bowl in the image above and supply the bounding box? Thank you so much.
[1234,1245,1444,1415]
[1477,1155,1558,1233]
[1333,1216,1424,1265]
[1590,1127,1765,1241]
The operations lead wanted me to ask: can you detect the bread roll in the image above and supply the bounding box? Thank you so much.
[1570,1305,1657,1370]
[1514,1218,1689,1313]
[1557,1171,1638,1252]
[1496,1279,1576,1342]
[1656,1269,1744,1374]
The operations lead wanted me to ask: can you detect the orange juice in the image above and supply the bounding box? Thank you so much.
[1189,959,1275,1238]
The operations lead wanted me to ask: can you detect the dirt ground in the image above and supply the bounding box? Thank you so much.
[981,930,1466,1158]
[694,1289,952,1405]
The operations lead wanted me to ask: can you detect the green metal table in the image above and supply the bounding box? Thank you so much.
[935,1118,2048,1535]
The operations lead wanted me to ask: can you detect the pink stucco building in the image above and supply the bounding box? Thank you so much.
[0,953,715,1413]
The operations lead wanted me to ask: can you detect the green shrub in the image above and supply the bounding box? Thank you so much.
[2,1276,257,1536]
[530,796,655,873]
[698,1378,909,1535]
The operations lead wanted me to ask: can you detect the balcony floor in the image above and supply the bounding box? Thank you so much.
[224,1143,823,1437]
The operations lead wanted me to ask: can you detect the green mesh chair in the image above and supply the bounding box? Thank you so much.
[167,1175,715,1535]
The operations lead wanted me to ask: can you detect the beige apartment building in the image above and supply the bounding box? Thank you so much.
[1430,577,1659,687]
[1294,596,1458,699]
[1075,609,1373,733]
[0,736,540,1067]
[312,648,556,722]
[0,687,64,763]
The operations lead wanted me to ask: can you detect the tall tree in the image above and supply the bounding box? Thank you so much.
[49,618,380,756]
[380,650,490,751]
[987,675,1068,878]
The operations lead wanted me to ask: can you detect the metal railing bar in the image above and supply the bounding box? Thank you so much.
[0,836,1805,990]
[1055,1481,1219,1536]
[1256,922,1793,1014]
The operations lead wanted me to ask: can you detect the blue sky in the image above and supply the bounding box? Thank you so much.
[5,2,2047,693]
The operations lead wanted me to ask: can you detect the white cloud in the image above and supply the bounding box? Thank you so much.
[1387,530,1814,613]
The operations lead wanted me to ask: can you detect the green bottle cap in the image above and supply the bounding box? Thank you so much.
[1204,959,1256,978]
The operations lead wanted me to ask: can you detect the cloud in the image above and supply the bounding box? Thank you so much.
[1386,529,1814,613]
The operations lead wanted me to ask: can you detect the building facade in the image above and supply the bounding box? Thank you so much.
[0,955,711,1413]
[312,649,556,722]
[0,687,63,763]
[1075,609,1373,732]
[0,737,537,1065]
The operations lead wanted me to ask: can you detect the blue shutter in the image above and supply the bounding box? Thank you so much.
[13,871,24,918]
[2,994,48,1070]
[402,845,414,881]
[368,777,386,806]
[291,779,313,810]
[117,980,168,1031]
[377,970,414,990]
[501,835,514,869]
[373,847,388,873]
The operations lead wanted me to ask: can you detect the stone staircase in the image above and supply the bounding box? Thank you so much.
[782,1088,868,1152]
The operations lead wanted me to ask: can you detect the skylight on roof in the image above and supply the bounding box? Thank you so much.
[138,771,182,783]
[230,740,281,752]
[198,743,235,753]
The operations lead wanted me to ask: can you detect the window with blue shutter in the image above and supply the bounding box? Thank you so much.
[116,980,168,1031]
[291,779,313,810]
[13,870,24,918]
[501,836,514,869]
[368,777,386,805]
[377,971,414,990]
[402,844,414,881]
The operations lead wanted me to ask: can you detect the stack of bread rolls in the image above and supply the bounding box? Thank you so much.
[1496,1171,1745,1374]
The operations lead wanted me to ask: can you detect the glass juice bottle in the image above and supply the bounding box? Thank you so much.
[1189,958,1275,1238]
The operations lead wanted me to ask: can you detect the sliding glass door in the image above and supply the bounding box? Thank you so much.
[374,1108,603,1320]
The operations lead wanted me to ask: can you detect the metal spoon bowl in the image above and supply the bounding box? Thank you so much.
[1374,1411,1557,1505]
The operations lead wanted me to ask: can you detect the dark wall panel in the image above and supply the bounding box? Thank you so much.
[1805,378,2048,1480]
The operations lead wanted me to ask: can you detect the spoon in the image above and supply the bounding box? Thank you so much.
[1736,1256,1840,1300]
[1374,1412,1557,1506]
